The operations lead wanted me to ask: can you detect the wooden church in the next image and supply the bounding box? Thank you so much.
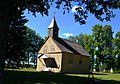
[36,17,90,73]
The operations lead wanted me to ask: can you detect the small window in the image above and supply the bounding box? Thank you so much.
[43,47,47,53]
[69,55,73,64]
[79,58,82,64]
[50,46,55,51]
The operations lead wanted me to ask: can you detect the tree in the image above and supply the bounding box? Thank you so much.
[0,0,8,81]
[92,25,113,71]
[7,27,27,68]
[113,32,120,70]
[102,25,113,70]
[7,0,28,68]
[24,27,44,68]
[82,34,94,67]
[92,25,103,71]
[68,34,84,46]
[9,0,120,25]
[6,26,44,68]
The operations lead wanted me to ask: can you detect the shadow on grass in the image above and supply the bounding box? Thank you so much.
[101,80,120,84]
[2,70,120,84]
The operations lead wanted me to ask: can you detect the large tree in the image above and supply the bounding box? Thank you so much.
[0,0,8,81]
[113,32,120,70]
[82,34,94,66]
[6,26,44,68]
[102,25,113,70]
[92,25,103,71]
[24,27,44,68]
[92,25,113,71]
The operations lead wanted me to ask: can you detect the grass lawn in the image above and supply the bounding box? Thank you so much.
[1,68,120,84]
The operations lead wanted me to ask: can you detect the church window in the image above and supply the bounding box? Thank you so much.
[43,47,47,53]
[50,46,55,51]
[79,58,82,64]
[69,55,73,64]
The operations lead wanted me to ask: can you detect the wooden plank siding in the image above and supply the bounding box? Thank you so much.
[61,53,90,73]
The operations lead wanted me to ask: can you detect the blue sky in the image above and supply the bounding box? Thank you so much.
[24,4,120,38]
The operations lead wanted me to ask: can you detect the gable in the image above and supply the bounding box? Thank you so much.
[38,37,72,54]
[38,37,60,54]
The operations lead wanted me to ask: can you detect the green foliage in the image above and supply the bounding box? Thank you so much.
[7,26,44,68]
[113,32,120,70]
[9,0,120,25]
[24,27,44,67]
[55,0,120,24]
[92,25,113,71]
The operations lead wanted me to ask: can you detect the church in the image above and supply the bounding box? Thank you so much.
[36,17,90,73]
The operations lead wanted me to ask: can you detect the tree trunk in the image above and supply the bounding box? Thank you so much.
[27,52,30,68]
[22,61,25,68]
[0,0,8,83]
[17,60,20,69]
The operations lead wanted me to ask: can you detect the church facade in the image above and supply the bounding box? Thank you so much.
[36,17,90,73]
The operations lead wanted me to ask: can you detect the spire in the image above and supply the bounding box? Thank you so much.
[48,17,59,30]
[48,17,59,39]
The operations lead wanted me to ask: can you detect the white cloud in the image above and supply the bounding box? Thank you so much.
[71,6,83,13]
[72,6,80,13]
[62,33,73,38]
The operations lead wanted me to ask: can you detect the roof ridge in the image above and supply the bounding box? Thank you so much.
[64,39,80,45]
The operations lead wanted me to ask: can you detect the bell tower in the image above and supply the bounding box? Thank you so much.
[48,17,59,39]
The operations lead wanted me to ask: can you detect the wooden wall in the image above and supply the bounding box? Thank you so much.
[61,53,90,73]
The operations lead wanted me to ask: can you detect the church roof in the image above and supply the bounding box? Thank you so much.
[54,38,90,56]
[52,38,73,53]
[48,17,59,30]
[62,39,90,56]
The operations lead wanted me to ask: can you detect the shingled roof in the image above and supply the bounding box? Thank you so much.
[54,38,90,56]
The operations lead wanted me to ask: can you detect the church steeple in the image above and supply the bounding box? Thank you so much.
[48,17,59,39]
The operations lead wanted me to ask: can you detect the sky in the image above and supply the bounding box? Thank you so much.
[24,4,120,38]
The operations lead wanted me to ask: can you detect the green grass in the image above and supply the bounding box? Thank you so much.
[1,68,120,84]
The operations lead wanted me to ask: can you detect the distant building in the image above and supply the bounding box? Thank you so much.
[36,17,90,73]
